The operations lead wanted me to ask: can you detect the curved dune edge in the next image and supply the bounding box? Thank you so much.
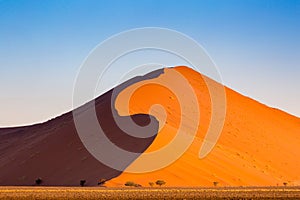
[106,66,300,187]
[0,87,159,186]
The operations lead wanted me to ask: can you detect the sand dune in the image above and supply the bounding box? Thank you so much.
[107,66,300,187]
[1,66,299,187]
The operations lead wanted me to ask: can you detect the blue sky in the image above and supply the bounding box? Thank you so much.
[0,0,299,126]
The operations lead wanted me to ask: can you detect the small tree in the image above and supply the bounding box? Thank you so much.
[98,178,106,186]
[155,180,166,187]
[213,181,219,187]
[80,180,86,187]
[35,178,42,185]
[149,182,154,187]
[283,182,288,186]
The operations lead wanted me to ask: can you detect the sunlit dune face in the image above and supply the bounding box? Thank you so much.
[110,66,300,187]
[116,83,180,152]
[110,66,217,185]
[121,83,180,128]
[115,67,212,160]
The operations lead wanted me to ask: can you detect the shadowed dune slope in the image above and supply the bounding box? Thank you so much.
[0,72,161,186]
[107,66,300,187]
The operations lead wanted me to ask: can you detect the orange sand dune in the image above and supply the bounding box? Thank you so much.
[107,66,300,187]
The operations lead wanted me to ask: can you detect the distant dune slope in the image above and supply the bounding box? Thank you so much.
[107,66,300,187]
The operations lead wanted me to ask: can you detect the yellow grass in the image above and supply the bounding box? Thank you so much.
[0,186,300,199]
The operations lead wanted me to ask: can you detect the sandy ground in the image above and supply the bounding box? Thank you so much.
[0,186,300,199]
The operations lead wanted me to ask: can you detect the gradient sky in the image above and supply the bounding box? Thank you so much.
[0,0,299,127]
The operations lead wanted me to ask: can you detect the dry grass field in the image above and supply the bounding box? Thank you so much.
[0,186,300,200]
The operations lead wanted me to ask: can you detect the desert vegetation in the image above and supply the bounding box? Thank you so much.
[35,178,42,185]
[149,182,154,187]
[124,181,141,187]
[0,186,299,199]
[155,180,166,187]
[80,180,86,187]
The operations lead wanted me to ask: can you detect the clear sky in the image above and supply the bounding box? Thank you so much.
[0,0,299,127]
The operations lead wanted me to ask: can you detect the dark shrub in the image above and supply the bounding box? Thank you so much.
[149,182,154,187]
[213,181,219,187]
[124,181,142,187]
[283,182,288,186]
[80,180,86,187]
[35,178,42,185]
[155,180,166,187]
[125,181,136,187]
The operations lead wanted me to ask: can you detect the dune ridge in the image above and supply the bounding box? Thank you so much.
[107,66,300,187]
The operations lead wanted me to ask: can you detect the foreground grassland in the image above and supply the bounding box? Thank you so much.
[0,186,300,199]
